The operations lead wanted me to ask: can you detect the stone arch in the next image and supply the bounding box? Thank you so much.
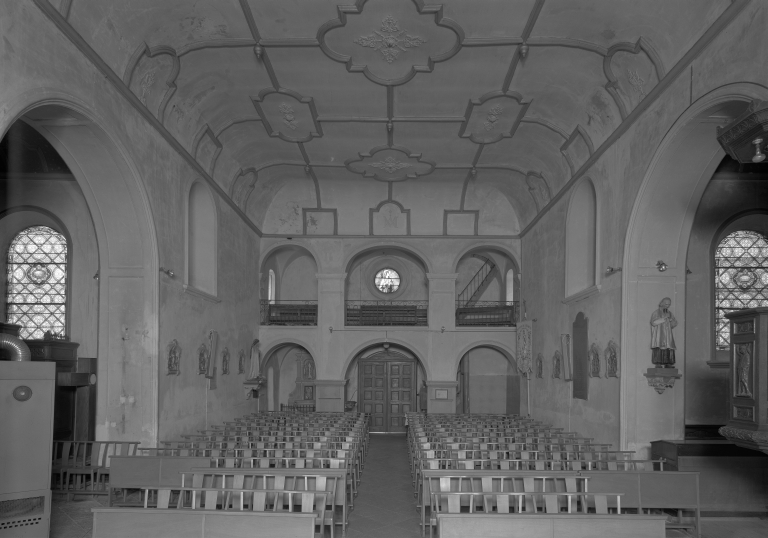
[260,241,322,275]
[452,341,518,376]
[259,337,320,372]
[621,83,768,455]
[450,242,521,274]
[340,337,432,381]
[1,93,159,446]
[343,241,434,274]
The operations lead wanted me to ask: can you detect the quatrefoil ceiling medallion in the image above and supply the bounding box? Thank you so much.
[319,0,464,85]
[251,88,323,143]
[459,91,531,144]
[346,145,435,182]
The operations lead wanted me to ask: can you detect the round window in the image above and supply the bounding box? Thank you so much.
[374,268,400,294]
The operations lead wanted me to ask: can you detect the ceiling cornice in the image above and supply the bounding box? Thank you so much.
[31,0,264,237]
[519,0,752,238]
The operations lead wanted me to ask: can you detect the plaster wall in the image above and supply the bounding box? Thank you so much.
[1,2,260,443]
[462,346,515,415]
[685,178,768,425]
[0,181,99,356]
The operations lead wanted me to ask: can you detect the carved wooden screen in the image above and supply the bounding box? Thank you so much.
[715,231,768,350]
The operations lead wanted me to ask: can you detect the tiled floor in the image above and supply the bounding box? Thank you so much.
[50,433,768,537]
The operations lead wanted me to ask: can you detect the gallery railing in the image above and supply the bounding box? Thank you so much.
[455,301,519,327]
[280,403,316,413]
[345,300,428,326]
[260,300,318,326]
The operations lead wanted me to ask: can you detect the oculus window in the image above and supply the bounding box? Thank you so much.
[374,268,400,294]
[6,225,68,339]
[715,230,768,350]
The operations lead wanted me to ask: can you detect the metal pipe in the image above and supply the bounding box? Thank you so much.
[0,333,32,361]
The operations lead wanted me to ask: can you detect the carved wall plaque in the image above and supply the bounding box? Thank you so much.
[735,320,755,334]
[734,342,753,398]
[734,405,755,421]
[588,343,601,378]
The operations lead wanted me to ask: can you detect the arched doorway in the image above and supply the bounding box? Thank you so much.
[260,343,317,412]
[456,346,520,415]
[345,343,425,433]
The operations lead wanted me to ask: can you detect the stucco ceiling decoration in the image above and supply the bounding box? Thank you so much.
[318,0,464,86]
[251,88,323,143]
[460,91,532,145]
[346,145,435,182]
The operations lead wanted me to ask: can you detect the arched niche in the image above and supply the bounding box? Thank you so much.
[344,342,427,432]
[455,345,520,415]
[565,178,598,298]
[344,247,429,301]
[1,102,159,446]
[454,247,520,303]
[260,244,319,303]
[259,343,316,411]
[622,85,767,456]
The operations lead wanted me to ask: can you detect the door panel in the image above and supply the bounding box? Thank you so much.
[359,359,415,432]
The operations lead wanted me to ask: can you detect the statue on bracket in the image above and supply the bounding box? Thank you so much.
[221,347,230,375]
[302,359,315,380]
[248,338,261,379]
[535,353,543,379]
[650,297,677,367]
[197,343,209,375]
[166,339,181,376]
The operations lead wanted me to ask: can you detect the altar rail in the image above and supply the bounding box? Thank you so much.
[345,301,428,326]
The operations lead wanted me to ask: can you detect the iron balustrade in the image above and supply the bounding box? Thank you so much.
[260,300,318,326]
[280,403,316,413]
[455,300,519,327]
[345,300,428,326]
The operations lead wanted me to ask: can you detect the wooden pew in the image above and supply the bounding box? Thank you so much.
[91,508,315,538]
[436,513,667,538]
[107,455,211,506]
[580,470,701,538]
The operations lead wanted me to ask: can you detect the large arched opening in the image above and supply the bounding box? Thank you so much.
[622,85,767,456]
[1,101,159,445]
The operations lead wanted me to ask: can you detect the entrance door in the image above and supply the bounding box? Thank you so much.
[359,359,415,433]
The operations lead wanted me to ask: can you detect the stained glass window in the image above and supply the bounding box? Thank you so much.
[374,268,400,293]
[6,226,68,339]
[715,230,768,350]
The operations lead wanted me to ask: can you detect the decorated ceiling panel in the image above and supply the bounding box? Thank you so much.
[58,0,732,235]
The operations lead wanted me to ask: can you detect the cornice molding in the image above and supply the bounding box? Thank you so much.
[520,0,752,238]
[32,0,263,237]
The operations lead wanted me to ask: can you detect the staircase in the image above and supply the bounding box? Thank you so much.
[457,255,497,307]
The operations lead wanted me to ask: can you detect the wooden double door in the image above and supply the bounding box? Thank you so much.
[359,359,415,433]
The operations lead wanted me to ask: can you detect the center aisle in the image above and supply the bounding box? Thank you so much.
[345,433,422,538]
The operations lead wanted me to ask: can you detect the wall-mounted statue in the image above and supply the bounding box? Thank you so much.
[221,347,230,375]
[552,350,562,379]
[605,340,619,378]
[650,297,677,367]
[302,359,316,380]
[238,349,246,375]
[197,343,209,375]
[248,338,261,379]
[535,353,543,378]
[166,339,181,376]
[588,343,601,378]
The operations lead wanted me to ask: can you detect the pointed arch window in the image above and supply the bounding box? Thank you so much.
[565,179,597,298]
[268,269,276,304]
[715,230,768,349]
[6,226,68,339]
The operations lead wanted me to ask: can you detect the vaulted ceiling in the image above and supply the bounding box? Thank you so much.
[52,0,732,235]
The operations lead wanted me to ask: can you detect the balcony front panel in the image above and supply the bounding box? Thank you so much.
[455,301,519,327]
[345,300,428,327]
[260,300,318,326]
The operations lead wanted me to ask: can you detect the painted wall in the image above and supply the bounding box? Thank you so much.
[685,176,768,425]
[460,347,517,415]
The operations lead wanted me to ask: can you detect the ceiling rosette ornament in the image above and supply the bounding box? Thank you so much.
[251,88,323,143]
[346,145,435,182]
[318,0,464,86]
[459,91,531,144]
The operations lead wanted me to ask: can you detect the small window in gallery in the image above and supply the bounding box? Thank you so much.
[6,226,68,339]
[374,268,400,294]
[715,230,768,350]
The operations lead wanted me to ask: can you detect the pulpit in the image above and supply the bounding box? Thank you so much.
[719,308,768,455]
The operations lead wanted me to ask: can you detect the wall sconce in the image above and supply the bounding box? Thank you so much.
[329,326,333,333]
[93,271,99,281]
[605,266,622,276]
[656,260,668,272]
[159,267,175,278]
[716,100,768,164]
[441,326,445,333]
[751,138,766,163]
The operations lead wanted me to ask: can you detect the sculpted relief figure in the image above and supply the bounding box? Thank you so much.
[650,297,677,367]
